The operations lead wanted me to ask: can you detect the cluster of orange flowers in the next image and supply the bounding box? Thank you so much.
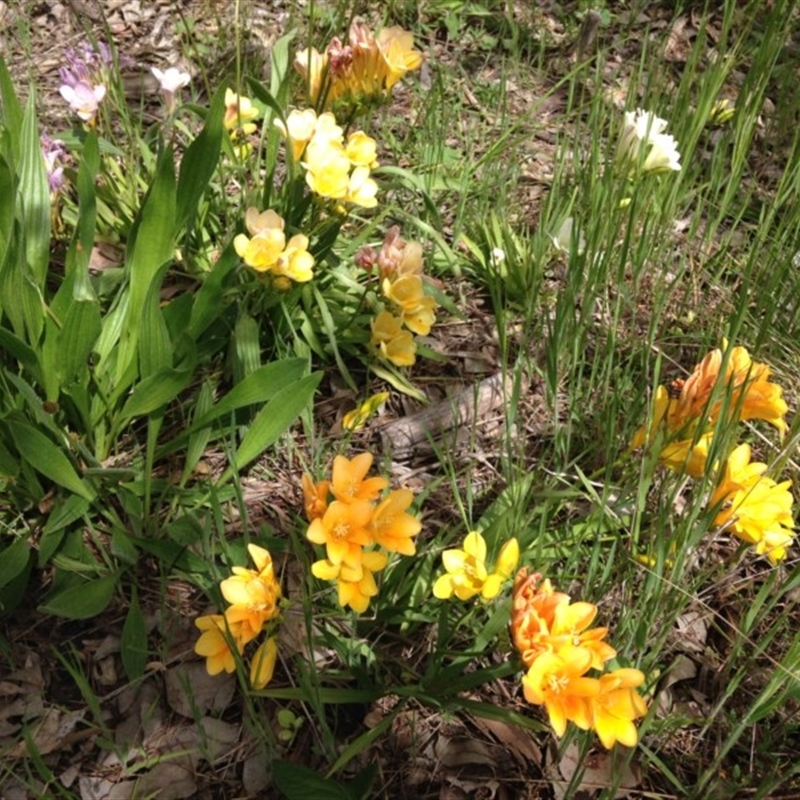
[632,343,794,564]
[194,545,282,690]
[303,452,421,612]
[295,23,423,112]
[357,226,439,367]
[511,570,648,748]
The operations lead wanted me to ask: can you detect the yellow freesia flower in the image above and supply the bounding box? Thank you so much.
[521,646,601,737]
[274,108,319,162]
[371,310,416,367]
[312,550,388,613]
[342,391,390,431]
[590,668,648,749]
[224,88,260,130]
[433,531,518,601]
[194,614,242,676]
[250,637,279,690]
[709,444,795,564]
[302,474,330,521]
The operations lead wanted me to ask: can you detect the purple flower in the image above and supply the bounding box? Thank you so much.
[41,133,66,194]
[59,80,106,123]
[59,41,113,124]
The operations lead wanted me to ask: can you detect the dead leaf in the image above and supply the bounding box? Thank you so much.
[549,740,641,799]
[164,662,235,718]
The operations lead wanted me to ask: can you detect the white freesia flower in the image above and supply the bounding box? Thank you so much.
[550,217,585,256]
[617,108,681,174]
[151,66,191,111]
[490,247,506,267]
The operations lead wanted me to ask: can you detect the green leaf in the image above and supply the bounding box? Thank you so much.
[117,145,176,384]
[187,243,238,340]
[232,313,261,383]
[19,89,50,290]
[138,264,173,378]
[57,300,102,387]
[0,154,15,262]
[0,325,39,371]
[66,131,100,302]
[37,573,118,619]
[0,55,23,157]
[176,84,225,229]
[121,587,147,682]
[0,537,31,590]
[233,372,321,471]
[7,421,95,501]
[273,761,350,800]
[40,495,90,565]
[118,366,194,421]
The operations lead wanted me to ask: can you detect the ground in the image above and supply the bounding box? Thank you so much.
[1,1,800,798]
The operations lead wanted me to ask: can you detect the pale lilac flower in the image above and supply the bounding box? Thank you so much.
[41,134,66,194]
[59,80,106,123]
[617,108,681,175]
[59,41,113,125]
[151,66,191,112]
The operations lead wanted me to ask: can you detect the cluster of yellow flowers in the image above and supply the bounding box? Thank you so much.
[295,23,423,111]
[432,530,519,601]
[276,108,379,209]
[194,545,282,690]
[357,227,440,367]
[632,343,794,564]
[224,88,260,159]
[233,207,315,284]
[303,452,421,612]
[511,570,648,748]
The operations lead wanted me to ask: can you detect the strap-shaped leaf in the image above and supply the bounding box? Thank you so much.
[233,372,321,471]
[118,366,194,421]
[37,573,117,619]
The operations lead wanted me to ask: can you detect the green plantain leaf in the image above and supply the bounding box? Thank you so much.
[37,573,117,619]
[0,537,31,590]
[118,366,194,421]
[121,586,147,682]
[7,420,95,501]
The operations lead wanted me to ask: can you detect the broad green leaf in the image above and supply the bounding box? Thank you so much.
[187,359,308,434]
[0,56,23,156]
[37,573,117,619]
[269,31,295,103]
[176,84,225,229]
[187,244,238,340]
[66,131,100,301]
[0,537,31,590]
[232,313,261,382]
[7,421,95,501]
[181,380,214,484]
[40,495,90,565]
[19,89,50,290]
[272,760,350,800]
[233,372,321,471]
[0,325,39,371]
[132,538,209,574]
[118,366,193,421]
[121,586,147,682]
[116,146,176,384]
[138,264,173,378]
[0,154,14,262]
[57,300,102,386]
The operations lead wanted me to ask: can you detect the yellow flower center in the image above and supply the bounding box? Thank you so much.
[333,522,351,540]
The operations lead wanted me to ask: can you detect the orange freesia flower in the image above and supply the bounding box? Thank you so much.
[511,570,570,666]
[330,452,388,503]
[590,668,648,748]
[194,614,243,675]
[369,488,421,555]
[306,499,374,571]
[521,646,601,736]
[302,474,330,521]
